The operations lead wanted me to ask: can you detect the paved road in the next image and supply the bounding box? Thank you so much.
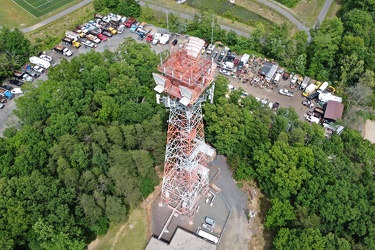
[20,0,332,38]
[257,0,309,32]
[316,0,333,27]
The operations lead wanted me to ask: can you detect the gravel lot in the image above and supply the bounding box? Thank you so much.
[226,74,309,120]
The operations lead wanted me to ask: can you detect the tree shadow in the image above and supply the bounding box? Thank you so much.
[259,196,274,250]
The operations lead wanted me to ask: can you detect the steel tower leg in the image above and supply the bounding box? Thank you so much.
[160,99,209,223]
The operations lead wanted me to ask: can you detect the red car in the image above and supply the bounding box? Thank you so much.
[98,34,107,42]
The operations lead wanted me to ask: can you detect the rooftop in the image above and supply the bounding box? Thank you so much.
[324,100,344,121]
[153,37,216,106]
[145,228,217,250]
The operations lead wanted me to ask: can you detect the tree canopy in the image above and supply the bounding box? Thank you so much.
[0,27,32,79]
[0,38,165,249]
[204,77,375,249]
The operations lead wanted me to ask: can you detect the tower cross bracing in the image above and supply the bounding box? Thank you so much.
[153,37,216,222]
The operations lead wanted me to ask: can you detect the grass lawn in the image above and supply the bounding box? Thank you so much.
[292,0,326,27]
[88,208,149,250]
[25,3,93,48]
[186,0,273,26]
[326,0,340,20]
[0,0,82,29]
[142,0,256,34]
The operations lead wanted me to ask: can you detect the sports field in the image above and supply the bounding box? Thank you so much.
[14,0,75,18]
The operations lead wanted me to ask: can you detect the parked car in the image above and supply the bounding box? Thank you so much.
[39,55,53,62]
[82,40,96,48]
[172,39,178,46]
[219,69,231,76]
[26,69,40,78]
[212,51,218,59]
[33,65,45,73]
[279,88,294,97]
[21,73,34,82]
[290,75,298,84]
[0,97,7,103]
[1,84,13,91]
[0,103,4,109]
[237,61,244,71]
[102,30,112,37]
[10,79,24,86]
[282,72,290,80]
[98,34,107,41]
[307,92,319,101]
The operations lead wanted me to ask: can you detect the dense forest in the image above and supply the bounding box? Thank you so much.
[0,39,166,249]
[205,76,375,249]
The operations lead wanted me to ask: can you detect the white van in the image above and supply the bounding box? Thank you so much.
[29,56,50,69]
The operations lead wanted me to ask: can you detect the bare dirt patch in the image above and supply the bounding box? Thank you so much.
[363,120,375,143]
[240,181,273,250]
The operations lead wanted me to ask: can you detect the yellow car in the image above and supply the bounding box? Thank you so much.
[72,39,81,48]
[108,27,117,35]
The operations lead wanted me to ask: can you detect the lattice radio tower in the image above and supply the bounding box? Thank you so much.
[153,37,216,223]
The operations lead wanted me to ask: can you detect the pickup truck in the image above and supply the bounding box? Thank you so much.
[152,33,161,45]
[86,34,101,44]
[125,17,136,28]
[62,37,81,48]
[65,30,80,40]
[53,45,73,57]
[130,22,140,33]
[206,44,215,54]
[0,88,15,99]
[159,34,171,45]
[279,88,294,97]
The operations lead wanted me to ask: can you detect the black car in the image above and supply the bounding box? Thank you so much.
[26,70,40,78]
[89,30,100,36]
[172,39,178,46]
[217,54,224,63]
[212,51,218,59]
[1,84,13,90]
[10,79,24,86]
[307,92,319,101]
[102,30,112,37]
[237,61,244,70]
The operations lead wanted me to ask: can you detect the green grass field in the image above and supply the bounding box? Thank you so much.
[14,0,75,18]
[186,0,273,27]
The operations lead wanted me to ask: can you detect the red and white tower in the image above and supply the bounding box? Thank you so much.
[153,37,216,222]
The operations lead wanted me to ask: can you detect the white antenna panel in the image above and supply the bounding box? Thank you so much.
[166,96,171,108]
